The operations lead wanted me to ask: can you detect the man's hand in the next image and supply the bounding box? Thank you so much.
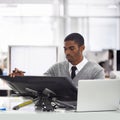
[9,68,25,77]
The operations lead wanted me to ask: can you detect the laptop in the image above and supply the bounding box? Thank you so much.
[77,79,120,112]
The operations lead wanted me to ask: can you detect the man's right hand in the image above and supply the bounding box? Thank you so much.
[9,68,25,77]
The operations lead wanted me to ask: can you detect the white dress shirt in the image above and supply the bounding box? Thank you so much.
[69,57,88,75]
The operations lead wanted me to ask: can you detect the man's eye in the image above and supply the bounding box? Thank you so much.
[69,47,74,50]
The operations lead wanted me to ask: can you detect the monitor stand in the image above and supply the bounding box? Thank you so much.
[13,88,76,112]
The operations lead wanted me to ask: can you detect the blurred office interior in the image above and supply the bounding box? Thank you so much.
[0,0,120,77]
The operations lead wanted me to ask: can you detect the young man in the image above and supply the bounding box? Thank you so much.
[10,33,105,86]
[44,33,105,86]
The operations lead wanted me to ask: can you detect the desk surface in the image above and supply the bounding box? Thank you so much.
[0,110,120,120]
[0,97,120,120]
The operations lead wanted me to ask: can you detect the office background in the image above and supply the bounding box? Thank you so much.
[0,1,120,115]
[0,0,119,76]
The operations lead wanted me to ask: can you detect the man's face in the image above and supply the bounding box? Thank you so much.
[64,40,84,65]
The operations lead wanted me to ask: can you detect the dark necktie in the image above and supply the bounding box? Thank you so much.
[71,66,77,79]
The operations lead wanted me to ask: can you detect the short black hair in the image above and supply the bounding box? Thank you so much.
[64,33,84,46]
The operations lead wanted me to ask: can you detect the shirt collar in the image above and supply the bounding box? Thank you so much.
[69,57,88,72]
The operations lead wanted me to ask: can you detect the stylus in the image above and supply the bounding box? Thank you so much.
[12,100,33,110]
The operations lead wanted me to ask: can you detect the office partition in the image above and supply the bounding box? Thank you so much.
[9,46,58,75]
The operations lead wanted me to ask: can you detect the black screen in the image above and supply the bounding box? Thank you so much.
[0,76,77,101]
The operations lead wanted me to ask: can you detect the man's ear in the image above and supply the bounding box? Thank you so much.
[80,45,85,51]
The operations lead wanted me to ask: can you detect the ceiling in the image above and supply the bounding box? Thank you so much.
[0,0,119,9]
[0,0,119,4]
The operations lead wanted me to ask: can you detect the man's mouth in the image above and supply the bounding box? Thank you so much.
[66,55,72,60]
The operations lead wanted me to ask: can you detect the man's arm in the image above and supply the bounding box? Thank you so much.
[93,69,105,79]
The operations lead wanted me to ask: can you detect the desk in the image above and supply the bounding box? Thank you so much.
[0,111,120,120]
[0,97,120,120]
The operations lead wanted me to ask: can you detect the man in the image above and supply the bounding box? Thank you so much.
[10,33,105,86]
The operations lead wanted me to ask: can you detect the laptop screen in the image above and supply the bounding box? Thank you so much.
[77,79,120,112]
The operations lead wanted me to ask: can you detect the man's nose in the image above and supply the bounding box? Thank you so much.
[65,49,71,55]
[65,49,70,54]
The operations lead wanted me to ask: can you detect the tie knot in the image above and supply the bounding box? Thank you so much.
[71,66,77,71]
